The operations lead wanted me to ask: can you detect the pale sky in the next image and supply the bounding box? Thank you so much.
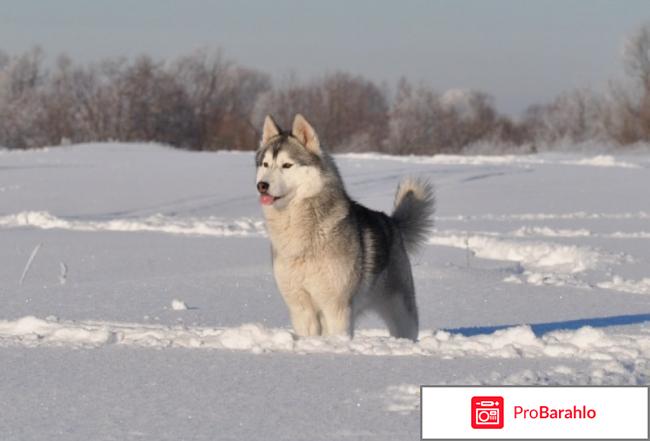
[1,0,648,115]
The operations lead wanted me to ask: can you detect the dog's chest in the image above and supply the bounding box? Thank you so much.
[264,208,332,257]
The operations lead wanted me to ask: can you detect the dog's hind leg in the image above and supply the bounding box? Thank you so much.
[376,294,419,341]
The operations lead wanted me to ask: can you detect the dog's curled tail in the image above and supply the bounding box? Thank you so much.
[392,177,435,254]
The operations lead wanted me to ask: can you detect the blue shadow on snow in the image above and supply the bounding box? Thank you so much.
[445,313,650,337]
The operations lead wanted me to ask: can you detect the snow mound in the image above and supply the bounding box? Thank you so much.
[598,277,650,295]
[437,211,650,222]
[342,153,642,169]
[511,227,650,240]
[171,299,188,310]
[428,233,608,273]
[570,155,641,168]
[0,316,112,346]
[3,212,649,244]
[384,384,420,414]
[609,231,650,239]
[1,316,648,364]
[434,227,650,241]
[0,211,267,238]
[511,226,592,238]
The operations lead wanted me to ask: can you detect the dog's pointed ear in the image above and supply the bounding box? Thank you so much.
[292,114,321,154]
[261,115,281,146]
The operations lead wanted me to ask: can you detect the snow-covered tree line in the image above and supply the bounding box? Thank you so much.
[1,24,650,153]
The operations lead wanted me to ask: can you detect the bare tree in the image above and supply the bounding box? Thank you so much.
[172,49,232,149]
[319,72,388,151]
[619,22,650,141]
[388,80,495,154]
[0,47,47,148]
[255,72,388,152]
[624,23,650,90]
[211,66,271,150]
[589,22,650,145]
[523,89,608,146]
[39,55,82,145]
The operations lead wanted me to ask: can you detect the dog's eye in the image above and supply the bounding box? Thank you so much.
[282,163,293,169]
[263,162,269,168]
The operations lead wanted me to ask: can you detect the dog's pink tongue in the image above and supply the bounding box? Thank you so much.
[259,194,275,205]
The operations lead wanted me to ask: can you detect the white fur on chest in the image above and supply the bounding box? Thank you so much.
[263,200,361,307]
[263,200,341,258]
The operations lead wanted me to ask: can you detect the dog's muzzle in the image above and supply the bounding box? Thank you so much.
[257,181,269,194]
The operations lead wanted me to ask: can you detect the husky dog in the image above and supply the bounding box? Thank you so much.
[255,114,434,340]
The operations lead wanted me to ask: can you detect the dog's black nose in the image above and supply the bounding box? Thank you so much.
[257,181,269,194]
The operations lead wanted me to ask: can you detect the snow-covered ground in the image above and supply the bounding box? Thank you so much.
[1,143,649,440]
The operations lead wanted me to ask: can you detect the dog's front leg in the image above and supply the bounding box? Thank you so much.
[319,300,352,337]
[284,289,321,337]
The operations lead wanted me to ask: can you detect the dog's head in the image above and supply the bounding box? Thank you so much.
[255,114,326,210]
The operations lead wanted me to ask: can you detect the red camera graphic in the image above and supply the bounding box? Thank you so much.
[471,396,504,429]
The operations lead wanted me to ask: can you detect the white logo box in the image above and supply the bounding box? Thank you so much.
[421,386,648,440]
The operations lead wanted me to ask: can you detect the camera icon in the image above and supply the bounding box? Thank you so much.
[471,396,504,429]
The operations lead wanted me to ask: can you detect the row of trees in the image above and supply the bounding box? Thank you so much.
[2,24,650,153]
[0,49,270,150]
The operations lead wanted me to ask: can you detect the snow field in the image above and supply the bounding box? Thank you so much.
[1,143,649,440]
